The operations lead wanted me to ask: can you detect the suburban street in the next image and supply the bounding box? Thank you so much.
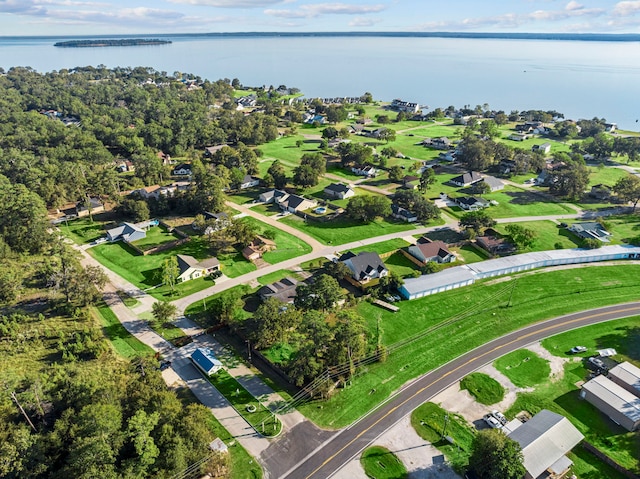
[275,302,640,479]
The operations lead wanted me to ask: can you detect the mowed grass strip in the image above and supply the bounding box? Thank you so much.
[360,446,407,479]
[298,265,640,428]
[239,217,312,264]
[411,402,474,472]
[494,349,551,388]
[93,304,154,359]
[460,372,505,405]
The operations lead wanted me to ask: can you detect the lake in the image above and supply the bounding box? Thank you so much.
[1,34,639,130]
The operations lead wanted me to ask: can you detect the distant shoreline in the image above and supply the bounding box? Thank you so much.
[54,39,172,48]
[4,32,637,43]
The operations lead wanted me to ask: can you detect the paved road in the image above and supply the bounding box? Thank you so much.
[276,302,640,479]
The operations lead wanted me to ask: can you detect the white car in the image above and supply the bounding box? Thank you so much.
[570,346,587,354]
[483,414,502,429]
[491,410,508,425]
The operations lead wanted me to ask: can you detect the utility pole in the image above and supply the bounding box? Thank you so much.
[442,413,449,439]
[11,391,37,432]
[246,340,251,363]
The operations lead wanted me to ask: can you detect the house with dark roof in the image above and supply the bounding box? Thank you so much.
[351,165,377,177]
[422,137,452,150]
[589,184,612,200]
[339,251,388,285]
[257,277,300,304]
[240,175,261,189]
[106,222,147,243]
[324,183,355,200]
[506,409,584,479]
[476,229,515,256]
[454,196,490,211]
[191,348,223,376]
[76,197,104,218]
[568,222,611,242]
[176,254,220,282]
[173,163,192,176]
[406,239,455,265]
[391,204,418,223]
[449,171,482,187]
[242,236,277,261]
[278,194,317,213]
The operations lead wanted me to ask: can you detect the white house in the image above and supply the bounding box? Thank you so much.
[172,163,192,176]
[339,251,388,284]
[351,165,377,177]
[324,183,355,200]
[240,174,261,189]
[176,254,220,282]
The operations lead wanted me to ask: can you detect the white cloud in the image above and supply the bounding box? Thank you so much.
[265,3,386,19]
[565,1,583,11]
[0,0,46,15]
[167,0,289,7]
[349,16,379,27]
[612,1,640,16]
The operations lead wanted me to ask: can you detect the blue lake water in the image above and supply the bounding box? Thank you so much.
[1,34,639,130]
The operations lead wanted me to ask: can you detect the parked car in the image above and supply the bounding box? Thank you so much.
[491,410,508,425]
[588,357,605,369]
[570,346,587,354]
[483,414,502,429]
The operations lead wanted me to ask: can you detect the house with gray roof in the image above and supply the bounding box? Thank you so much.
[339,251,388,285]
[324,183,355,200]
[406,240,455,265]
[449,171,482,187]
[506,409,583,479]
[391,204,418,223]
[106,222,146,243]
[479,175,504,192]
[176,254,220,283]
[278,194,317,213]
[240,175,261,189]
[608,361,640,398]
[581,374,640,431]
[257,277,300,304]
[568,222,611,242]
[259,189,289,204]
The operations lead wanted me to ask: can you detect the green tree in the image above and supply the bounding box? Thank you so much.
[394,190,440,222]
[126,410,160,474]
[388,165,404,182]
[0,177,49,254]
[295,274,344,311]
[267,160,288,189]
[468,429,526,479]
[211,288,245,326]
[613,174,640,211]
[459,210,496,236]
[346,195,392,223]
[418,168,436,193]
[479,119,500,138]
[505,224,537,250]
[117,198,150,222]
[152,301,177,324]
[549,162,589,200]
[293,164,319,188]
[377,128,396,143]
[325,260,352,280]
[161,257,179,295]
[249,298,302,349]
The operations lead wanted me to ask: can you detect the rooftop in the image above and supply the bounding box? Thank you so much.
[582,375,640,423]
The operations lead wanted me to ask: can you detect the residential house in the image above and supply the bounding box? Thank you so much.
[355,117,374,125]
[438,151,456,162]
[568,222,611,242]
[235,95,257,110]
[532,142,551,154]
[449,171,482,187]
[509,133,529,141]
[390,99,420,114]
[406,239,455,265]
[589,184,612,200]
[422,137,452,150]
[172,163,192,176]
[204,144,229,157]
[479,176,504,192]
[259,189,289,204]
[194,211,230,235]
[581,375,640,431]
[506,409,584,479]
[324,183,355,200]
[401,175,419,189]
[242,236,276,261]
[157,150,173,165]
[240,174,261,189]
[257,277,300,304]
[339,251,388,285]
[191,348,223,376]
[106,222,147,243]
[499,160,517,175]
[76,197,104,218]
[476,229,515,255]
[351,165,377,177]
[348,124,365,135]
[454,196,490,211]
[605,123,617,133]
[391,204,418,223]
[278,194,317,214]
[132,184,178,200]
[116,160,135,173]
[176,254,220,282]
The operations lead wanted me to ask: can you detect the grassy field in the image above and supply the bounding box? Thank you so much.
[257,269,302,286]
[297,264,640,427]
[459,372,505,405]
[586,165,629,188]
[451,244,490,263]
[495,220,581,251]
[360,446,408,479]
[385,251,421,278]
[93,304,154,359]
[411,402,474,472]
[207,369,282,437]
[598,214,640,243]
[348,238,410,256]
[280,214,418,245]
[60,217,109,244]
[185,284,254,323]
[494,349,551,388]
[130,225,181,251]
[239,217,312,264]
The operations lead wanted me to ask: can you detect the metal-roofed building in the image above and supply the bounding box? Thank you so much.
[608,361,640,398]
[507,409,584,479]
[191,348,223,376]
[398,245,640,300]
[581,374,640,431]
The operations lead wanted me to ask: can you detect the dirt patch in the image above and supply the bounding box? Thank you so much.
[526,341,575,381]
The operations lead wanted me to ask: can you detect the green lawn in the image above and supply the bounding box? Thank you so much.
[451,244,490,263]
[60,217,109,245]
[280,214,417,245]
[411,402,474,472]
[207,369,282,437]
[479,186,575,218]
[218,251,257,278]
[586,165,629,188]
[385,251,421,278]
[184,284,254,324]
[495,220,581,251]
[360,446,407,479]
[494,349,551,388]
[251,203,281,216]
[598,214,640,244]
[138,311,190,346]
[130,225,181,251]
[257,270,302,286]
[239,217,312,264]
[298,264,640,428]
[93,304,154,359]
[227,187,268,205]
[459,373,505,405]
[348,238,410,256]
[116,290,141,308]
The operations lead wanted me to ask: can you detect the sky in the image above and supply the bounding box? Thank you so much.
[1,0,640,36]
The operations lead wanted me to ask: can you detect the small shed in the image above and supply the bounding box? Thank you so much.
[191,348,223,376]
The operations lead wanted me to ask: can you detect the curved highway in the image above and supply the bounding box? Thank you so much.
[278,302,640,479]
